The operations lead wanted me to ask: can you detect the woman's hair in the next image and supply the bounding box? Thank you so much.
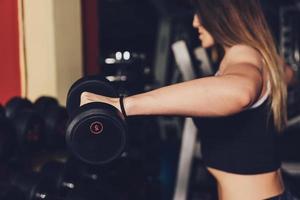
[192,0,287,131]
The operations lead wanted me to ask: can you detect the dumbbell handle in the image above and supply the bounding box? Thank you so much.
[35,192,64,200]
[61,181,75,190]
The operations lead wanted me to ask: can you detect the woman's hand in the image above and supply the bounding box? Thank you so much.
[80,91,121,112]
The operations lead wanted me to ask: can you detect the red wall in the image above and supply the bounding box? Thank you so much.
[81,0,100,75]
[0,0,22,105]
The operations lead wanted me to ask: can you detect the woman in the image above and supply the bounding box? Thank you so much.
[80,0,297,199]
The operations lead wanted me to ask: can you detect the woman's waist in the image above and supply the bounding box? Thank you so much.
[207,167,284,200]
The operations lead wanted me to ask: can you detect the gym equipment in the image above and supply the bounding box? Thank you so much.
[40,160,94,196]
[108,156,163,200]
[5,97,32,119]
[34,97,59,114]
[40,156,161,200]
[280,5,300,71]
[102,51,153,96]
[0,105,5,119]
[40,159,118,199]
[8,171,58,200]
[0,184,26,200]
[1,166,103,200]
[5,97,44,153]
[66,76,127,165]
[34,96,68,149]
[62,181,118,200]
[40,160,80,197]
[282,169,300,199]
[0,116,16,162]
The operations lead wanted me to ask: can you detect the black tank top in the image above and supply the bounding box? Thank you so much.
[193,99,281,174]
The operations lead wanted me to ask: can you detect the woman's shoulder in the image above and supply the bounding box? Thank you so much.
[225,44,264,66]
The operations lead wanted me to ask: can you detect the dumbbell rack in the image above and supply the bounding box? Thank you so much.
[280,4,300,72]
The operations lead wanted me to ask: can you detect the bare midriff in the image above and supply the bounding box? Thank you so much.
[207,167,285,200]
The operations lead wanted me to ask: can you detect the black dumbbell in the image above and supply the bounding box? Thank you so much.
[0,184,26,200]
[6,171,60,200]
[1,167,88,200]
[34,96,68,149]
[40,159,110,194]
[0,114,17,162]
[0,104,5,119]
[39,160,79,197]
[40,159,118,199]
[5,97,44,154]
[63,183,114,200]
[65,76,127,165]
[105,156,158,200]
[34,96,59,114]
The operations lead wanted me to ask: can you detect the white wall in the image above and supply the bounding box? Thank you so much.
[22,0,83,105]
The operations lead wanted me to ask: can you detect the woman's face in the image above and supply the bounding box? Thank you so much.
[193,14,215,48]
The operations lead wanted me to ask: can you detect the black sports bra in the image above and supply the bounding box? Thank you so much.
[193,98,281,174]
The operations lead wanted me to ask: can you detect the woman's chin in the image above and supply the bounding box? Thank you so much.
[201,42,210,49]
[198,35,214,48]
[201,41,214,49]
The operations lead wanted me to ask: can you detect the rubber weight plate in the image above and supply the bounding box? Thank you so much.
[66,76,126,165]
[5,97,32,119]
[66,76,118,116]
[35,97,67,149]
[0,118,16,162]
[0,104,5,119]
[34,96,59,114]
[13,110,44,153]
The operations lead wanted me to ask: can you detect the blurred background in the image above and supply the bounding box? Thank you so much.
[0,0,299,104]
[0,0,300,200]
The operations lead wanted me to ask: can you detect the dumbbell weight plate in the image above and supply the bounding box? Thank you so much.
[34,96,68,149]
[10,171,57,200]
[66,102,126,165]
[44,106,68,149]
[5,97,32,119]
[5,97,44,153]
[13,110,44,153]
[66,76,127,165]
[66,76,117,116]
[34,96,59,114]
[0,118,16,162]
[0,184,26,200]
[0,105,5,119]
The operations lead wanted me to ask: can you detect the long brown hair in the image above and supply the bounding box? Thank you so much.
[192,0,287,131]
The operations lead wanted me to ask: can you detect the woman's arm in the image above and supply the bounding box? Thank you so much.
[81,62,263,117]
[124,63,262,117]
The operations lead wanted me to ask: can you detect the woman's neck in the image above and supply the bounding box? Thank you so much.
[223,46,230,53]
